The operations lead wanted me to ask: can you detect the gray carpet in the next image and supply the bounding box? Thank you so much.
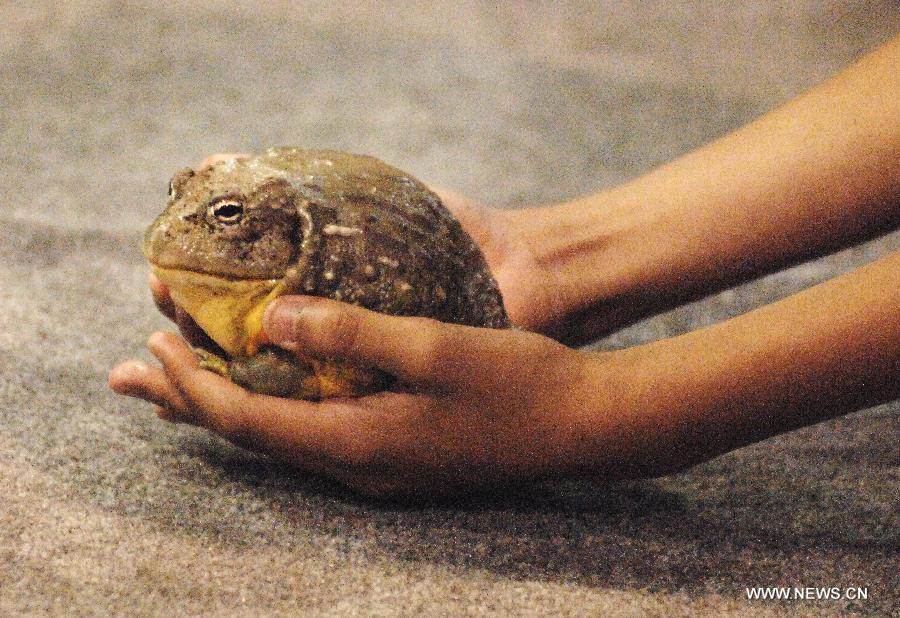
[2,2,898,615]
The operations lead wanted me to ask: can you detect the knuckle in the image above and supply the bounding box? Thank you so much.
[319,307,363,358]
[408,318,447,373]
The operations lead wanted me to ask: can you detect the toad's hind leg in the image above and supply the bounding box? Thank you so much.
[228,346,320,399]
[229,346,394,400]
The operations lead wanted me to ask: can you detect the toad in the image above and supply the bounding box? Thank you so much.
[143,147,508,399]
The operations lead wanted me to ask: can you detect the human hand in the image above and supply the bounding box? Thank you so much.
[426,186,565,334]
[109,296,641,498]
[115,251,900,499]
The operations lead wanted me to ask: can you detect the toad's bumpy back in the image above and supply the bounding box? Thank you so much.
[261,147,509,330]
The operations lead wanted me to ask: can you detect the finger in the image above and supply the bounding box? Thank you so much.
[147,331,255,435]
[198,152,251,168]
[146,332,373,468]
[108,359,191,416]
[154,405,182,423]
[149,273,178,322]
[263,296,555,389]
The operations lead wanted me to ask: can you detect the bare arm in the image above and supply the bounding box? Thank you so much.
[508,35,900,343]
[602,250,900,474]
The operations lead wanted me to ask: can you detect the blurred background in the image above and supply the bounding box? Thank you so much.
[1,2,898,615]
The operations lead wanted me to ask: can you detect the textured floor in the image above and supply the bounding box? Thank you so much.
[1,2,898,615]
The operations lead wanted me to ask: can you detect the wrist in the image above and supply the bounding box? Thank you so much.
[511,190,674,343]
[588,251,900,477]
[580,332,746,478]
[563,344,694,479]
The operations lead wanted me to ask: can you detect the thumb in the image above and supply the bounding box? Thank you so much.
[263,296,530,389]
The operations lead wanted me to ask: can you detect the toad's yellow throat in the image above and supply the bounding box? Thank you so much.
[151,266,285,357]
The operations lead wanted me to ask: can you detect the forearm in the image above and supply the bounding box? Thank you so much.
[521,35,900,343]
[600,250,900,475]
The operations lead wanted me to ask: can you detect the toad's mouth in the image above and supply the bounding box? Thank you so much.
[151,266,286,358]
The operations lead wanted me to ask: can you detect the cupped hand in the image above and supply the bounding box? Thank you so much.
[426,187,565,333]
[109,296,635,498]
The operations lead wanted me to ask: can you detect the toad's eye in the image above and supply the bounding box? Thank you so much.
[208,200,244,224]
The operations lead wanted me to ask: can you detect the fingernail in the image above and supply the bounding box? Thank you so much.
[108,362,147,396]
[147,331,168,351]
[129,361,149,373]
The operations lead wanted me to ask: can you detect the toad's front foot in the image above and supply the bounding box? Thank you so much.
[195,348,230,376]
